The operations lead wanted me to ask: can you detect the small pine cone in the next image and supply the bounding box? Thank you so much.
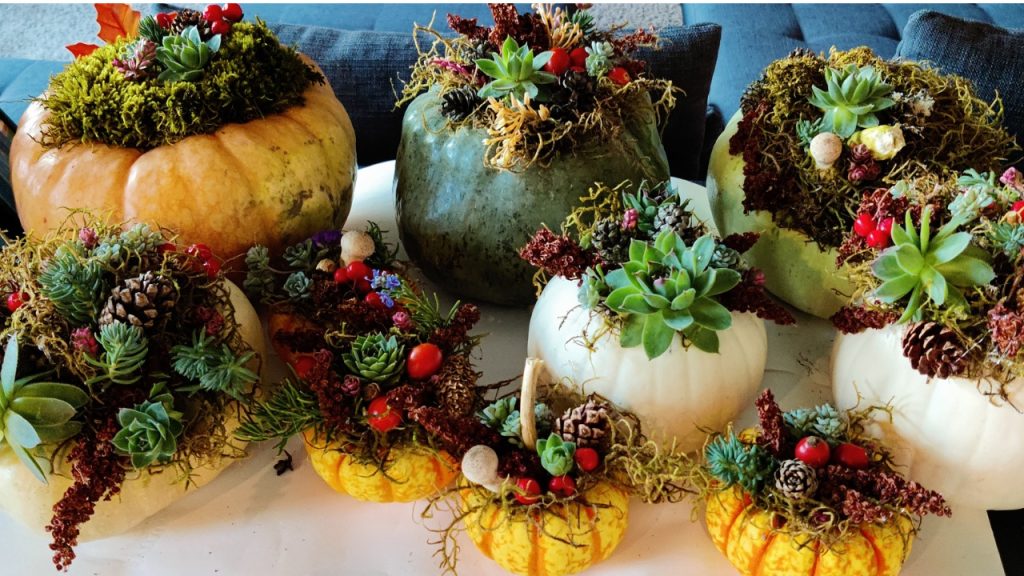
[553,397,610,448]
[902,321,968,379]
[653,203,701,242]
[169,8,213,39]
[591,218,632,265]
[774,459,818,500]
[98,271,177,330]
[440,87,480,122]
[559,70,595,104]
[433,355,480,417]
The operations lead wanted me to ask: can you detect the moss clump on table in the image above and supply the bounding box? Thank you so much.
[39,20,323,150]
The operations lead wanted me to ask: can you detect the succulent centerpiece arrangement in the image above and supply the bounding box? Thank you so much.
[394,3,676,305]
[238,226,485,502]
[11,3,356,262]
[522,180,794,451]
[831,167,1024,508]
[428,357,694,576]
[707,47,1019,318]
[0,215,265,570]
[697,390,950,576]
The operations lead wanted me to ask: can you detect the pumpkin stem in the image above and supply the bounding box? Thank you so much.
[519,357,544,450]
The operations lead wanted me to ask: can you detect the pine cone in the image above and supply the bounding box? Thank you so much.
[591,218,632,265]
[433,354,480,417]
[98,271,178,330]
[553,398,610,448]
[654,202,701,242]
[440,87,480,122]
[902,321,968,379]
[774,459,818,500]
[169,9,213,39]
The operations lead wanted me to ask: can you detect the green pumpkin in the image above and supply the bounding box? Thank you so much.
[395,89,670,305]
[706,112,854,319]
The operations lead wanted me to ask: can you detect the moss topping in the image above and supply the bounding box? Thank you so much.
[39,20,324,150]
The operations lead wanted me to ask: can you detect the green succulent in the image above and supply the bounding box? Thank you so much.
[584,40,614,77]
[171,330,258,400]
[498,402,553,447]
[283,271,312,300]
[604,231,741,358]
[0,334,89,483]
[808,64,894,138]
[138,15,166,44]
[872,206,995,322]
[156,25,221,83]
[112,384,184,469]
[783,404,843,444]
[568,10,595,37]
[342,334,405,385]
[478,396,518,429]
[476,36,556,101]
[704,432,775,494]
[795,117,824,149]
[243,245,274,302]
[85,322,149,388]
[989,221,1024,260]
[536,433,576,476]
[38,243,106,326]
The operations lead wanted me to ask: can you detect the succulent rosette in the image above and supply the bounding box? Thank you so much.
[238,226,485,502]
[696,390,950,576]
[0,216,265,569]
[522,180,793,451]
[708,46,1019,318]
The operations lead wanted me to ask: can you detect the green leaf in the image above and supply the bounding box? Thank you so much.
[921,267,947,306]
[706,268,741,296]
[33,421,82,444]
[604,286,634,311]
[935,256,995,287]
[642,293,671,310]
[2,336,18,399]
[642,314,675,359]
[894,245,924,274]
[18,383,89,409]
[685,326,720,354]
[872,253,904,280]
[10,397,76,426]
[654,230,675,254]
[11,442,47,483]
[662,309,695,331]
[690,298,733,331]
[671,288,696,311]
[5,411,41,449]
[897,285,924,323]
[621,293,657,315]
[508,57,522,82]
[475,59,503,78]
[919,209,932,253]
[692,236,715,272]
[926,232,971,266]
[834,108,857,138]
[619,314,644,348]
[604,268,630,290]
[891,218,911,246]
[532,50,552,70]
[945,284,968,311]
[502,36,517,59]
[874,274,918,302]
[628,239,646,262]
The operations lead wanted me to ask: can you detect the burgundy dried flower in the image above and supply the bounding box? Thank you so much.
[717,269,796,326]
[407,406,502,459]
[622,208,639,231]
[341,375,362,396]
[755,389,790,458]
[831,305,899,334]
[71,327,99,357]
[722,232,760,254]
[519,228,596,281]
[848,161,881,183]
[988,302,1024,357]
[78,227,98,249]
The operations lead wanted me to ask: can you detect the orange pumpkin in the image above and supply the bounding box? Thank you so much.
[10,57,357,262]
[303,431,458,502]
[706,486,915,576]
[461,481,630,576]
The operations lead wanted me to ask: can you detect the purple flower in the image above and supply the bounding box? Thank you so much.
[379,291,395,309]
[371,270,402,291]
[1001,167,1023,191]
[78,227,98,249]
[310,229,342,247]
[71,327,99,357]
[622,208,639,231]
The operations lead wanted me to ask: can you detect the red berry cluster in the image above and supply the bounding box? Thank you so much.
[5,289,28,312]
[542,46,631,86]
[185,243,221,278]
[203,3,244,35]
[794,435,870,470]
[852,212,894,249]
[513,447,601,505]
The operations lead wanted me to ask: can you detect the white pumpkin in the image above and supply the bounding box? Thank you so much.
[832,325,1024,510]
[526,276,768,452]
[706,112,854,319]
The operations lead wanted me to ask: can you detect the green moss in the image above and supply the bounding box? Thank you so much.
[39,20,324,150]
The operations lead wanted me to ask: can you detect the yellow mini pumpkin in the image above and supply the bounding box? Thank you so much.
[303,431,458,503]
[706,486,914,576]
[462,481,630,576]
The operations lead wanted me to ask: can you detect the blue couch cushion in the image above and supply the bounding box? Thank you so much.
[897,10,1024,145]
[0,59,65,124]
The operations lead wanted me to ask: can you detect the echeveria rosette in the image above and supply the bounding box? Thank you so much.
[476,36,556,101]
[342,334,406,386]
[808,64,895,138]
[112,386,185,469]
[156,25,221,83]
[0,335,89,483]
[872,206,995,323]
[537,433,576,476]
[604,231,741,358]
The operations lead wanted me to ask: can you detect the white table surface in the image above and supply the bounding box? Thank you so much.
[3,161,1003,576]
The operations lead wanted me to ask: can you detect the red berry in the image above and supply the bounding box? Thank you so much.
[186,243,214,261]
[514,477,542,505]
[607,66,631,86]
[853,213,875,237]
[794,436,831,468]
[569,47,588,68]
[157,242,177,253]
[364,292,386,310]
[367,396,402,432]
[333,267,350,284]
[832,443,870,469]
[866,229,890,249]
[574,447,600,472]
[569,65,586,74]
[544,48,570,76]
[548,475,577,497]
[345,261,372,284]
[202,258,221,278]
[1014,200,1024,215]
[156,12,176,29]
[6,291,27,313]
[222,3,243,22]
[210,19,231,35]
[203,4,223,22]
[876,217,894,235]
[355,278,373,294]
[407,343,444,380]
[291,355,317,380]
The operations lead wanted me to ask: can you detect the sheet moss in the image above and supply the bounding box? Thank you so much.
[39,20,324,150]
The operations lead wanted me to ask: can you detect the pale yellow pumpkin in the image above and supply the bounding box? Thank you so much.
[303,431,458,503]
[10,57,357,262]
[462,481,630,576]
[706,486,914,576]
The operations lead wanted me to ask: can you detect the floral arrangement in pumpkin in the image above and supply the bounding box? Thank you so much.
[697,390,950,575]
[0,216,261,569]
[238,226,487,501]
[425,357,695,575]
[520,180,794,359]
[832,167,1024,396]
[43,3,323,149]
[731,46,1018,250]
[397,3,676,171]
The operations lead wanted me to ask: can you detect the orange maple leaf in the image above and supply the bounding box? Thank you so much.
[94,3,141,44]
[66,42,100,59]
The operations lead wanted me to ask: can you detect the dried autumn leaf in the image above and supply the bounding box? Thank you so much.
[66,42,100,59]
[94,3,141,44]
